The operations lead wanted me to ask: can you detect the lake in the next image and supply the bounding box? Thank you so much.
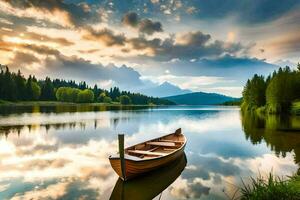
[0,105,299,200]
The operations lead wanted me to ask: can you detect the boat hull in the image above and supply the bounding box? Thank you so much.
[110,153,187,200]
[109,144,185,180]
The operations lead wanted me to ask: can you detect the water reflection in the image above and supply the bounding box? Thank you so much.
[0,105,153,116]
[241,111,300,165]
[0,105,299,200]
[110,153,187,200]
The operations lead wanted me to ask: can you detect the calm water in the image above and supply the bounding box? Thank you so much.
[0,105,299,200]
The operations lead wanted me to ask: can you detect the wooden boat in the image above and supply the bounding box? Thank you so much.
[110,153,187,200]
[109,128,186,181]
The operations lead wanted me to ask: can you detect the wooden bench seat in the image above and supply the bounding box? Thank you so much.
[159,139,184,144]
[147,141,176,147]
[128,150,167,156]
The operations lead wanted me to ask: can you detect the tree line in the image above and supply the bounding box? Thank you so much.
[0,66,174,105]
[242,63,300,113]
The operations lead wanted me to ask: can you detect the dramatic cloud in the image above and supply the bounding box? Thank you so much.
[124,33,245,61]
[0,27,74,46]
[139,19,163,35]
[122,12,163,35]
[10,51,40,67]
[0,0,299,96]
[0,0,99,27]
[122,12,139,27]
[176,31,211,46]
[159,55,277,77]
[82,27,126,46]
[42,55,143,89]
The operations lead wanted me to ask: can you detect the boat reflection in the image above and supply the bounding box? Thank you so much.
[110,153,187,200]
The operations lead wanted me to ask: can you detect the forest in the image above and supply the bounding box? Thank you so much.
[242,63,300,114]
[0,66,174,105]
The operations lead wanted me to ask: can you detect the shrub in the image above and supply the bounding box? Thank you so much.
[119,95,132,105]
[103,96,112,103]
[77,89,94,103]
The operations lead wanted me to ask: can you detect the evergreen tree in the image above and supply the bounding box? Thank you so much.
[0,66,174,105]
[14,70,26,100]
[40,77,55,100]
[3,67,17,100]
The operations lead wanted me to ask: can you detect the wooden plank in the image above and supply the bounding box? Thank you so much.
[147,141,176,147]
[148,147,159,152]
[128,150,167,156]
[163,148,176,151]
[159,139,183,144]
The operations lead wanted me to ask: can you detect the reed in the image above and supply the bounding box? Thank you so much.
[240,173,300,200]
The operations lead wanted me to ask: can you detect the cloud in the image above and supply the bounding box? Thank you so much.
[122,12,163,35]
[0,37,61,57]
[170,177,210,199]
[176,31,211,46]
[11,182,68,200]
[82,27,126,46]
[264,33,300,58]
[122,12,139,27]
[42,55,143,89]
[124,33,245,61]
[9,51,40,67]
[162,55,277,77]
[141,74,227,89]
[22,159,70,170]
[3,38,144,90]
[22,31,74,46]
[139,19,163,35]
[0,0,99,27]
[183,154,241,180]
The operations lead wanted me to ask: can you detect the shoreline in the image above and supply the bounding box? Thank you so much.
[0,100,162,107]
[0,100,242,107]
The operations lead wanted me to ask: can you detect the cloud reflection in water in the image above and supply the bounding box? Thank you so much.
[0,106,298,199]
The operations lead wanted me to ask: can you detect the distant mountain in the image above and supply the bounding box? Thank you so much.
[139,82,192,97]
[163,92,239,105]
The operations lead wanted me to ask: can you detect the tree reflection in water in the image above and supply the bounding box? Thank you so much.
[241,110,300,167]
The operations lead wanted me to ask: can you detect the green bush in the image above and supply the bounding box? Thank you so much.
[56,87,80,102]
[77,89,94,103]
[97,92,106,102]
[30,82,41,100]
[119,95,132,105]
[103,96,112,103]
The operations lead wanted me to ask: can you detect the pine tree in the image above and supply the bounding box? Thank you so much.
[40,77,55,100]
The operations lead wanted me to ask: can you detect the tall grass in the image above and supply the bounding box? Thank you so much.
[240,173,300,200]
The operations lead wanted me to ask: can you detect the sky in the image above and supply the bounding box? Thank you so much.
[0,0,300,97]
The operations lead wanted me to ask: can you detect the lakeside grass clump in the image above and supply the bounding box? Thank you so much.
[240,173,300,200]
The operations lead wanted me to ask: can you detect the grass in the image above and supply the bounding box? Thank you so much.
[239,173,300,200]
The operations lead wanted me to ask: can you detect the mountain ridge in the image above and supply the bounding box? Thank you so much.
[163,92,240,105]
[139,81,192,97]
